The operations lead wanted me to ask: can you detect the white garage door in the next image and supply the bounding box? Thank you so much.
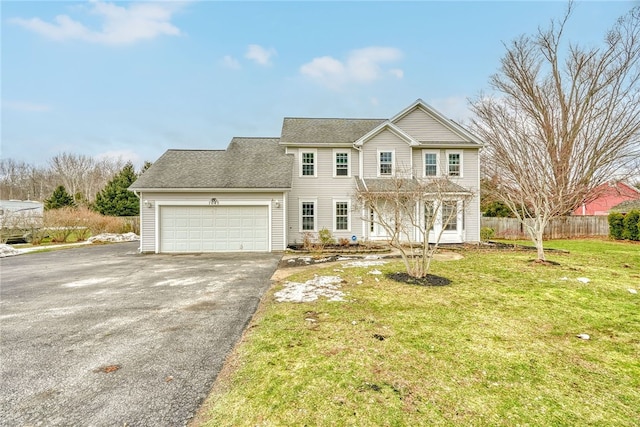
[160,205,269,252]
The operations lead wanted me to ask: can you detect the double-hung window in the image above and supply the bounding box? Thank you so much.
[301,151,316,177]
[335,151,349,177]
[301,201,316,231]
[447,151,462,177]
[379,151,393,176]
[334,201,349,231]
[424,150,438,177]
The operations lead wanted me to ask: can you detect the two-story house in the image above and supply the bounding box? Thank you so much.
[130,99,483,253]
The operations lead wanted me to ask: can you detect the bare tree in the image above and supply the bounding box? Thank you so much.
[48,153,96,202]
[356,175,473,278]
[0,159,46,200]
[471,3,640,261]
[48,153,124,204]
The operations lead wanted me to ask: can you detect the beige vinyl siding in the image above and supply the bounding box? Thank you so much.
[459,149,480,242]
[287,147,364,245]
[408,148,481,242]
[138,191,286,252]
[139,191,155,252]
[361,129,413,178]
[395,108,466,142]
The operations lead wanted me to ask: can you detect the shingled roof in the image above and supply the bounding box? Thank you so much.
[355,177,471,194]
[129,138,293,189]
[280,118,385,145]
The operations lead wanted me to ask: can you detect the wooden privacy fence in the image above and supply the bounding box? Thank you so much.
[481,216,610,239]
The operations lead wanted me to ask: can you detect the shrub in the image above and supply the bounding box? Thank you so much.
[42,207,137,244]
[338,237,350,246]
[318,228,335,246]
[483,201,513,217]
[302,232,315,251]
[44,207,79,243]
[622,209,640,241]
[480,227,495,241]
[608,212,625,240]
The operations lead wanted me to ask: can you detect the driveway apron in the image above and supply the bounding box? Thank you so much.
[0,242,281,426]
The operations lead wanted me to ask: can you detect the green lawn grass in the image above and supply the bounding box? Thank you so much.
[195,239,640,427]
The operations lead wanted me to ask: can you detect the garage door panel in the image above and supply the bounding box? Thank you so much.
[160,205,269,253]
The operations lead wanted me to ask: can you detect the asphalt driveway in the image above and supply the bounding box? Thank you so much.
[0,242,281,426]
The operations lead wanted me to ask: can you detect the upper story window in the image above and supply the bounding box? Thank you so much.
[447,152,462,177]
[301,151,316,177]
[335,152,349,177]
[379,151,393,176]
[424,151,439,177]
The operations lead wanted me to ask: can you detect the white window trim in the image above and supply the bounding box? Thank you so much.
[333,149,351,178]
[299,199,317,232]
[422,149,440,177]
[299,149,317,178]
[377,149,395,177]
[446,150,463,178]
[333,199,351,232]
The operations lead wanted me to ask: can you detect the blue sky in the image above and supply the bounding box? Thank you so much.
[2,1,635,168]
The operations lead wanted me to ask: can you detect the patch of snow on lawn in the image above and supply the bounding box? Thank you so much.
[0,244,21,258]
[342,260,387,268]
[88,232,139,243]
[275,275,345,303]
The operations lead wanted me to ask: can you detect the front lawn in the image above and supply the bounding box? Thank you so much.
[194,239,640,426]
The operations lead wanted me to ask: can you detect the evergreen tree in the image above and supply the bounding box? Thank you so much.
[45,185,75,210]
[93,162,139,216]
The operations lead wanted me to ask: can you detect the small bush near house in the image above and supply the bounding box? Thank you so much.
[302,232,315,251]
[318,228,335,247]
[622,209,640,241]
[338,237,350,246]
[480,227,495,241]
[608,212,625,240]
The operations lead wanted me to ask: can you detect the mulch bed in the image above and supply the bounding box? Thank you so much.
[386,272,451,286]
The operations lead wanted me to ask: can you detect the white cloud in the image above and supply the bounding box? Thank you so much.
[245,44,276,66]
[300,47,403,89]
[221,55,241,70]
[2,100,51,112]
[370,97,380,106]
[9,1,183,45]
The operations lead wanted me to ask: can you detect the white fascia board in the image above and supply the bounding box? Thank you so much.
[418,142,483,149]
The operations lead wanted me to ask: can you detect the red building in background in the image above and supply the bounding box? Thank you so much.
[573,182,640,216]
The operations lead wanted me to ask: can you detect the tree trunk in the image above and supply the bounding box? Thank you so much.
[527,217,547,262]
